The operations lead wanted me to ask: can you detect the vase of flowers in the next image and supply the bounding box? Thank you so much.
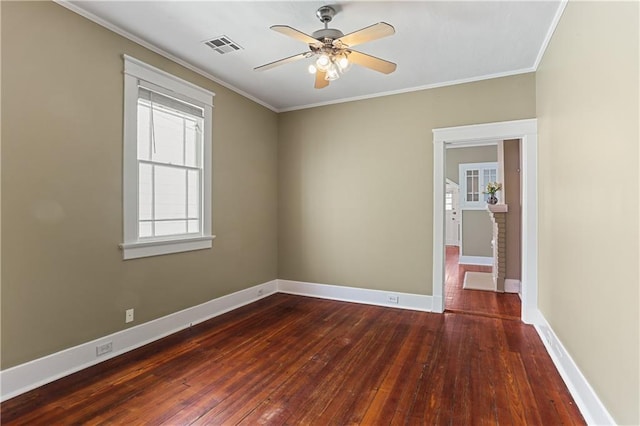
[484,182,502,205]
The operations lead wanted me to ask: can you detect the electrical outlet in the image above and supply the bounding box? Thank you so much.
[387,294,399,304]
[125,308,134,323]
[96,342,113,356]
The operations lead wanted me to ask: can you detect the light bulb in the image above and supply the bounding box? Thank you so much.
[308,64,317,74]
[337,55,349,71]
[316,54,331,71]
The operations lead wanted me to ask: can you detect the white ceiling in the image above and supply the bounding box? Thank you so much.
[63,1,563,112]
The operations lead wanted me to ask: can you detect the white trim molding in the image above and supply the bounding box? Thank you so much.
[120,55,215,260]
[458,255,493,266]
[1,278,613,426]
[504,279,521,294]
[533,311,615,425]
[277,279,433,312]
[432,119,538,322]
[0,280,278,402]
[0,279,432,402]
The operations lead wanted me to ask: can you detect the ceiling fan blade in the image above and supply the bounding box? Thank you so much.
[348,50,397,74]
[334,22,395,48]
[254,52,311,71]
[314,70,329,89]
[271,25,321,46]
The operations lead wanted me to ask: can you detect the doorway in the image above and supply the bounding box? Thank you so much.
[431,119,539,324]
[443,144,520,319]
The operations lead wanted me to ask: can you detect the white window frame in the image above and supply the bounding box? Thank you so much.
[120,55,215,260]
[459,162,499,210]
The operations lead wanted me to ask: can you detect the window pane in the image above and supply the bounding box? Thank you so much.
[187,219,199,233]
[185,120,200,167]
[187,169,200,219]
[154,165,186,220]
[139,163,153,221]
[466,170,479,203]
[155,220,187,236]
[151,109,184,165]
[139,221,152,238]
[137,104,151,161]
[484,168,497,184]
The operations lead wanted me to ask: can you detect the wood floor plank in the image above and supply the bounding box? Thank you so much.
[164,298,355,425]
[198,303,362,424]
[1,294,585,425]
[359,313,436,424]
[280,308,396,425]
[445,245,521,319]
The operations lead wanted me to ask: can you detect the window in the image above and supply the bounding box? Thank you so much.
[120,56,214,259]
[459,162,498,209]
[445,192,453,211]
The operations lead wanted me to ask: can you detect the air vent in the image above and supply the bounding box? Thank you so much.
[204,36,243,54]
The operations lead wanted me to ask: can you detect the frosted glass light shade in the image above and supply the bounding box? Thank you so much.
[337,55,349,71]
[325,64,340,81]
[316,54,331,71]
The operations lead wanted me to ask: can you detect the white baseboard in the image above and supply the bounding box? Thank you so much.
[3,278,612,426]
[0,280,278,402]
[504,279,520,293]
[533,311,615,426]
[458,255,493,266]
[277,279,433,312]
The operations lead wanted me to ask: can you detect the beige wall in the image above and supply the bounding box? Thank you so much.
[445,145,497,184]
[278,74,536,294]
[460,211,492,258]
[1,2,279,368]
[537,1,639,424]
[446,146,497,258]
[3,2,637,423]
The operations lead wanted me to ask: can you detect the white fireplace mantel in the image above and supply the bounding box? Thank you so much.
[487,203,508,213]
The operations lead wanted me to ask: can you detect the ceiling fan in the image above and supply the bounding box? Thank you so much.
[254,5,397,89]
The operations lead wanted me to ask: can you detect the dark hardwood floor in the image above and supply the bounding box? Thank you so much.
[445,245,521,320]
[1,293,584,425]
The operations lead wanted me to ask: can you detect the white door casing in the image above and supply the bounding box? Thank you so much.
[432,119,538,323]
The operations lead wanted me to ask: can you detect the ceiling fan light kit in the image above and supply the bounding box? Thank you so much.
[255,5,396,89]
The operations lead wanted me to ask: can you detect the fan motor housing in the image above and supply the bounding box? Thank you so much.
[312,28,344,42]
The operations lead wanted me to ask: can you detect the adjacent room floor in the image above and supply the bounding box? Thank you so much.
[445,245,521,320]
[1,294,584,425]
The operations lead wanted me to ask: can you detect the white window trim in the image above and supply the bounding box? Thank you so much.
[459,162,498,210]
[120,55,215,260]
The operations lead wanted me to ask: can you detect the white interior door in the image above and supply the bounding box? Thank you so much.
[445,181,460,246]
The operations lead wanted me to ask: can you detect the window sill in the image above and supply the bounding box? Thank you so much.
[119,235,215,260]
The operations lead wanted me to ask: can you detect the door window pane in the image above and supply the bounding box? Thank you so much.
[466,170,479,202]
